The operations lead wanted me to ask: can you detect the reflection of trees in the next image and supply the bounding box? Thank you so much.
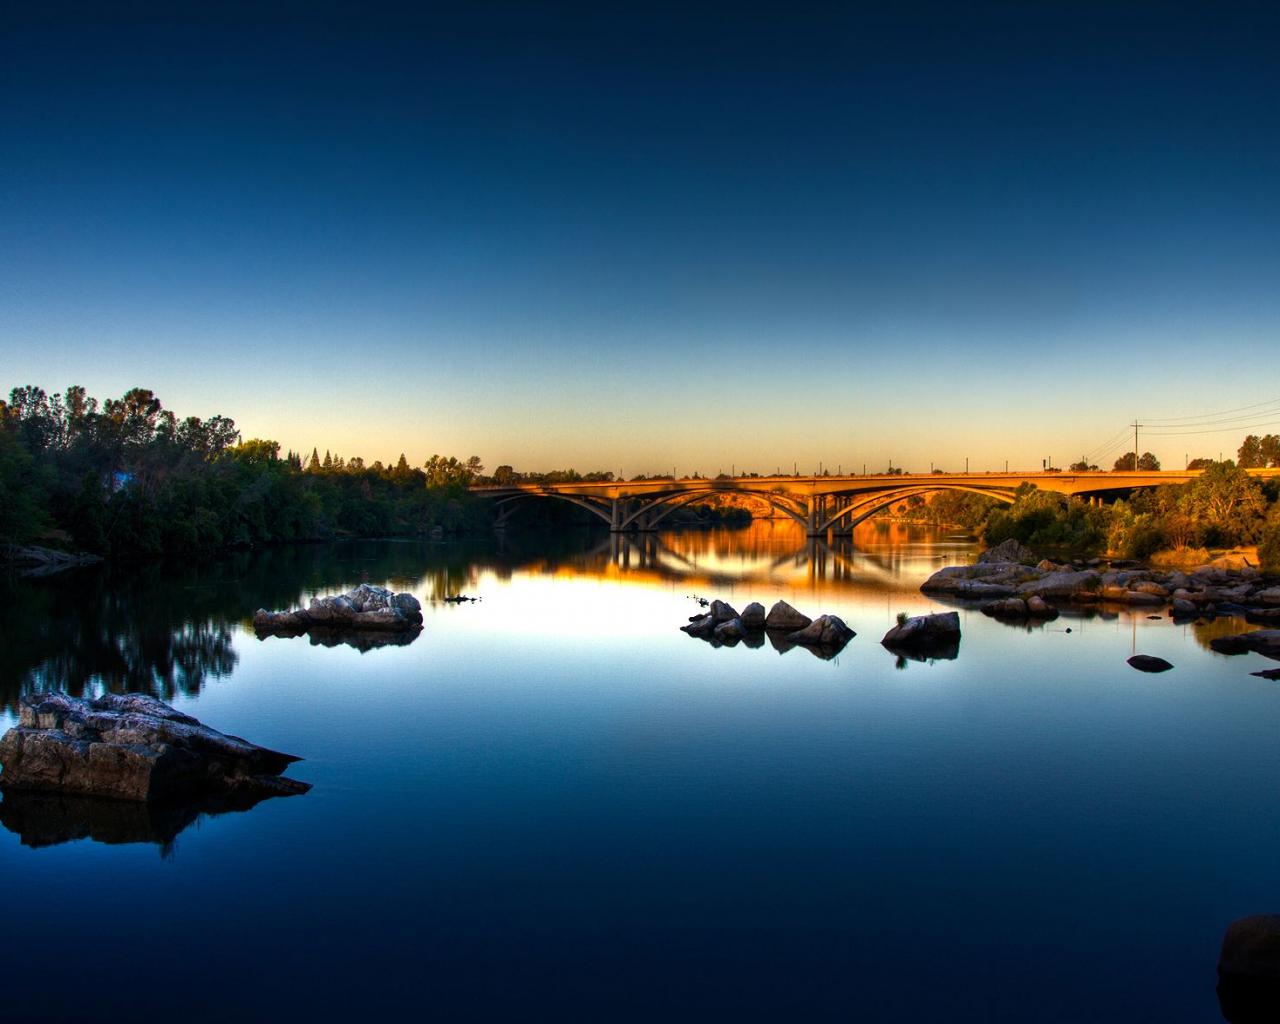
[0,564,241,713]
[0,525,980,713]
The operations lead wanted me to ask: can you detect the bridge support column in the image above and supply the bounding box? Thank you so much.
[806,495,824,537]
[609,498,623,532]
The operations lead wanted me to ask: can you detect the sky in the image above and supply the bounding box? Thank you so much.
[2,2,1278,475]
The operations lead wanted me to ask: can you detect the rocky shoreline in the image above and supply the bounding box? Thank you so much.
[922,538,1279,622]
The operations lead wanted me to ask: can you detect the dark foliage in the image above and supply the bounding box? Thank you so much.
[0,385,491,557]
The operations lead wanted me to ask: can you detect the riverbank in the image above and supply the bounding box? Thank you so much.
[921,539,1279,625]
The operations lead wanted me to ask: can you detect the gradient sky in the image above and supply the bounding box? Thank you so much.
[2,2,1278,474]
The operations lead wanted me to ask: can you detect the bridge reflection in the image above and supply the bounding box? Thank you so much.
[561,520,972,597]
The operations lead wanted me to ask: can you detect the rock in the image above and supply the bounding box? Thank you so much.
[739,602,766,629]
[1131,580,1170,597]
[982,598,1028,618]
[1171,598,1198,616]
[1025,595,1058,619]
[256,584,423,635]
[977,538,1036,564]
[1211,631,1280,660]
[1016,570,1102,602]
[0,693,310,803]
[1128,655,1174,673]
[1218,914,1280,1023]
[1211,635,1253,655]
[713,617,748,642]
[882,611,961,651]
[1035,558,1059,571]
[1257,587,1280,607]
[1122,590,1166,605]
[943,580,1020,599]
[392,592,423,615]
[680,613,717,637]
[709,599,740,623]
[765,600,812,630]
[1252,668,1280,680]
[252,609,307,633]
[787,614,855,647]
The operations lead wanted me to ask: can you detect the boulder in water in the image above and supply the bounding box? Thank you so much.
[0,693,310,803]
[255,584,422,635]
[764,600,812,630]
[787,614,855,648]
[739,602,767,629]
[881,611,961,651]
[1127,655,1174,673]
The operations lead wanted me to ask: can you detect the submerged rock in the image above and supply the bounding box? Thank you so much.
[1127,655,1174,673]
[255,584,423,636]
[1251,668,1280,681]
[764,600,811,630]
[0,693,310,803]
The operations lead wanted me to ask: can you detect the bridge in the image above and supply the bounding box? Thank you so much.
[472,468,1280,537]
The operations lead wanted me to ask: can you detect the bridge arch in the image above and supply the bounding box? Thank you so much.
[618,488,810,531]
[820,485,1016,533]
[491,492,614,527]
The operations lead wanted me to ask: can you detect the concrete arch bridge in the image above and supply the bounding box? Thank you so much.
[471,469,1268,537]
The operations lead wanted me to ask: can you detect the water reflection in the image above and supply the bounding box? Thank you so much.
[0,522,974,710]
[0,789,289,857]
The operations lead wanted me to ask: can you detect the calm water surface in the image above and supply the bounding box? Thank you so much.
[2,521,1278,1022]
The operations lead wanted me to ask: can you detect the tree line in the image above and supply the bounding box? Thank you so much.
[1067,434,1280,472]
[0,385,491,558]
[895,458,1280,570]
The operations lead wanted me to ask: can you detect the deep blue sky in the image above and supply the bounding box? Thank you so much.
[2,2,1278,472]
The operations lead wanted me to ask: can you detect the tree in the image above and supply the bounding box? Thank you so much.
[1187,457,1215,470]
[1179,462,1267,546]
[0,427,50,542]
[1238,435,1265,468]
[1113,452,1160,471]
[307,447,321,472]
[1069,457,1099,472]
[232,439,281,467]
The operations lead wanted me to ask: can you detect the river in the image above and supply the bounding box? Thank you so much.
[2,520,1277,1021]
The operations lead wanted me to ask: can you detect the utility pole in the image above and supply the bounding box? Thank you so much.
[1132,420,1140,471]
[965,457,969,474]
[1004,459,1008,473]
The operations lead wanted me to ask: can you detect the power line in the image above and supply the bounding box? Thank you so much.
[1140,395,1280,424]
[1140,416,1280,438]
[1080,425,1133,463]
